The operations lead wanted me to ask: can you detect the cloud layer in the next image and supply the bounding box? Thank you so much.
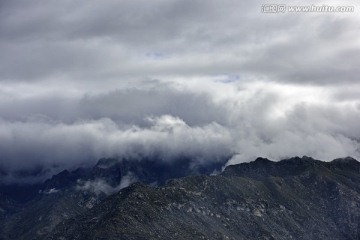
[1,82,359,177]
[0,0,360,181]
[1,0,359,86]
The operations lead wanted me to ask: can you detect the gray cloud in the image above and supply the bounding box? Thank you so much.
[0,83,228,126]
[0,1,360,182]
[0,111,232,176]
[1,0,358,84]
[0,81,359,180]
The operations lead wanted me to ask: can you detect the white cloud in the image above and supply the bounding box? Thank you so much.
[76,172,138,195]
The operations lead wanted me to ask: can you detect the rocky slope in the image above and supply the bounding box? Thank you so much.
[0,156,226,239]
[46,156,360,240]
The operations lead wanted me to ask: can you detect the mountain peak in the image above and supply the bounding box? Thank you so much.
[254,157,272,163]
[332,156,358,163]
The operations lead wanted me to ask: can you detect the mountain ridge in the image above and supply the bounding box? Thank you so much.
[1,156,360,239]
[47,156,360,240]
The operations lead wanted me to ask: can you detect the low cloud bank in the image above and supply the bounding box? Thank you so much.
[0,82,360,183]
[0,113,232,179]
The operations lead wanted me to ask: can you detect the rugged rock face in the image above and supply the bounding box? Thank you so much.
[0,156,226,239]
[1,156,360,239]
[45,156,360,240]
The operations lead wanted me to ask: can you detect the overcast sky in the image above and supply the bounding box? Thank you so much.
[1,0,360,181]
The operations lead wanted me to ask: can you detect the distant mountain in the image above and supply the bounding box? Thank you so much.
[47,156,360,240]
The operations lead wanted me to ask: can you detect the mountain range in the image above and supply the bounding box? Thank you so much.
[1,156,360,239]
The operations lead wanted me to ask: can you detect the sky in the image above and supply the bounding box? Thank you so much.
[1,0,360,181]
